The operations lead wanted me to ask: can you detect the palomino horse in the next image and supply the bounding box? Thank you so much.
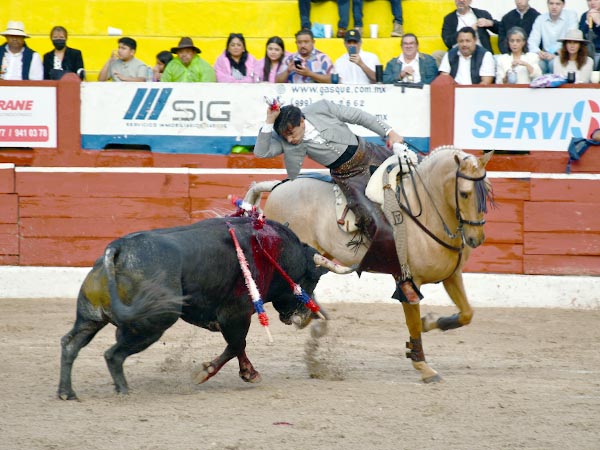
[244,146,494,382]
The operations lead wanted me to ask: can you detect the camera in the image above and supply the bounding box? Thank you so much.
[348,46,357,55]
[294,58,303,69]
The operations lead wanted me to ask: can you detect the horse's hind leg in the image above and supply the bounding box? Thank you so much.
[58,316,108,400]
[422,272,473,332]
[402,302,442,383]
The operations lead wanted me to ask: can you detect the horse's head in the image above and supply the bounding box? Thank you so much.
[453,151,494,248]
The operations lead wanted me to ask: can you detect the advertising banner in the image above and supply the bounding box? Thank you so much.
[81,82,430,154]
[454,87,600,151]
[0,86,57,148]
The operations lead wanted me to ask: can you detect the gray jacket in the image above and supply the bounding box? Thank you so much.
[254,100,392,179]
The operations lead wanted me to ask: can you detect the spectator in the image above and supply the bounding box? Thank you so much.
[335,29,380,84]
[496,26,541,83]
[528,0,578,74]
[441,0,499,54]
[214,33,257,82]
[98,37,147,82]
[498,0,541,54]
[43,26,85,80]
[337,0,404,38]
[0,21,43,80]
[383,32,438,84]
[578,0,600,66]
[152,50,173,82]
[254,36,290,82]
[276,29,334,83]
[553,29,594,82]
[439,26,495,85]
[161,37,216,82]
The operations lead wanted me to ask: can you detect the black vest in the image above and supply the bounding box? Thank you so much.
[0,43,34,80]
[448,45,487,84]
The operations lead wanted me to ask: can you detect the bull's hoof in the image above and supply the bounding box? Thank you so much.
[191,362,214,384]
[240,370,262,383]
[422,373,443,384]
[57,390,78,401]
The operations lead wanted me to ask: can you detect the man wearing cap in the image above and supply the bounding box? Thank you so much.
[334,29,380,84]
[528,0,578,73]
[161,37,216,82]
[276,29,334,83]
[0,21,43,80]
[98,37,148,82]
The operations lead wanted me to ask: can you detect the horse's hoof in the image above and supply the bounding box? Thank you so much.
[421,313,439,332]
[191,362,214,384]
[422,373,443,384]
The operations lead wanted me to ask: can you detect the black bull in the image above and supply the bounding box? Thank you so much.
[58,217,338,400]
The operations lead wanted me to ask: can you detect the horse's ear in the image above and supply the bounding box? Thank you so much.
[453,153,461,166]
[479,150,494,167]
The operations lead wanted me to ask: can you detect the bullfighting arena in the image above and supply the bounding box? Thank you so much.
[1,271,599,449]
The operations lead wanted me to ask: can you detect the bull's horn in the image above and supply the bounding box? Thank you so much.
[313,254,355,274]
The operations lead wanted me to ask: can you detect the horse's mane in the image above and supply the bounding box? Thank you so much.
[417,145,464,171]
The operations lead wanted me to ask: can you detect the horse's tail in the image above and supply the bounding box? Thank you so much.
[243,180,282,208]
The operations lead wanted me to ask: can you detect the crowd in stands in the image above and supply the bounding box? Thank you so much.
[1,0,600,85]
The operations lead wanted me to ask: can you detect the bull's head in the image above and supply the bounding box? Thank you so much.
[275,246,354,328]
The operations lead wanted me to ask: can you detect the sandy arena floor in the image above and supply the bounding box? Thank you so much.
[1,298,599,450]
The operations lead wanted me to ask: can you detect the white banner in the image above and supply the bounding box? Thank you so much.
[454,87,600,151]
[0,86,57,147]
[81,82,430,154]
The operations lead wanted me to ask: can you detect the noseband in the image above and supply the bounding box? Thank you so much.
[455,169,487,228]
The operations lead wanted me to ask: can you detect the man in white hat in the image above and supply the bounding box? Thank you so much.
[0,21,43,80]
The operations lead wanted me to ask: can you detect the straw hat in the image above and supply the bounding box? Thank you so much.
[0,21,29,38]
[558,29,590,43]
[170,37,201,54]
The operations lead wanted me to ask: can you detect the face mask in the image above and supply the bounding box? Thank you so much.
[52,39,66,50]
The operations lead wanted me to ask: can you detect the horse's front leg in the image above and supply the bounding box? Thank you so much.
[402,302,442,383]
[422,271,474,332]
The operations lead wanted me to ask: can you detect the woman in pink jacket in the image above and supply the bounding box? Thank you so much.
[214,33,257,82]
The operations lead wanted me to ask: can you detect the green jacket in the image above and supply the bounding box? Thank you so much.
[161,56,216,82]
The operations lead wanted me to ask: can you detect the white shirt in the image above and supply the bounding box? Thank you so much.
[398,53,422,83]
[439,50,495,85]
[1,48,43,80]
[456,10,482,47]
[335,50,380,84]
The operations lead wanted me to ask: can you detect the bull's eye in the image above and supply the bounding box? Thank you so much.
[460,191,469,199]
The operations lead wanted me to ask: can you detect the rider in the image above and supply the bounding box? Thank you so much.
[254,99,421,304]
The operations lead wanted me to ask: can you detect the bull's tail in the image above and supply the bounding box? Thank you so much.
[103,245,186,325]
[243,180,282,208]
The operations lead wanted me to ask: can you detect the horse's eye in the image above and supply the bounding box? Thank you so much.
[460,192,469,199]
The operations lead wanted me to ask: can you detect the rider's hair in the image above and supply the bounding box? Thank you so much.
[274,105,304,137]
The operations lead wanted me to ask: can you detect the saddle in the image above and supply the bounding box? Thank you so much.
[334,153,414,233]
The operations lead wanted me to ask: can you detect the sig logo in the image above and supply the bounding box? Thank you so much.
[124,88,231,122]
[123,88,172,120]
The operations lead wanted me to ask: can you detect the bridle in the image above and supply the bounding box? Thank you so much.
[455,169,487,227]
[395,164,488,253]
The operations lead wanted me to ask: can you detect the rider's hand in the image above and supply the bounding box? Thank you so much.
[386,130,404,147]
[265,105,280,124]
